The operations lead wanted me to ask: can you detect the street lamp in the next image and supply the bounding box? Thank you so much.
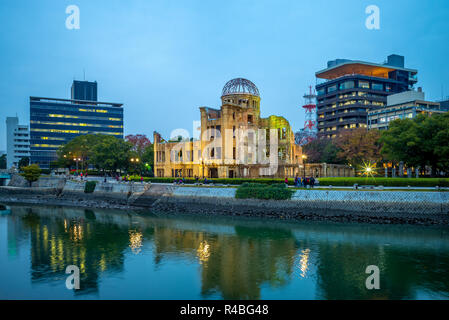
[130,158,140,175]
[73,157,81,172]
[301,154,307,179]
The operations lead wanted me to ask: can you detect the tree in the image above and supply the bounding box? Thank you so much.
[302,137,344,164]
[125,134,151,157]
[21,164,41,187]
[0,154,6,169]
[335,128,382,168]
[141,143,154,176]
[18,156,30,169]
[57,134,102,169]
[381,113,449,176]
[126,134,153,176]
[91,136,132,173]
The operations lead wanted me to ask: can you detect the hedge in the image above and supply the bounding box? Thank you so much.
[235,183,294,200]
[84,181,97,193]
[121,176,449,187]
[317,177,449,187]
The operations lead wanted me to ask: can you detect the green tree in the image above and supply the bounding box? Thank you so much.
[91,136,132,173]
[57,134,102,169]
[0,154,6,169]
[21,164,42,187]
[141,143,154,176]
[18,156,30,169]
[381,113,449,176]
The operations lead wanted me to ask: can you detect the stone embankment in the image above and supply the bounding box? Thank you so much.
[0,174,448,225]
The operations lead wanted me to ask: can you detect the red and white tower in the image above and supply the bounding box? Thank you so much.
[295,86,317,145]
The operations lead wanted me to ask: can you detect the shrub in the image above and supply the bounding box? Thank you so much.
[84,181,97,193]
[235,183,293,200]
[20,164,42,187]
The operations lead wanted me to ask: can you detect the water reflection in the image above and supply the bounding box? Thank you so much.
[1,204,449,300]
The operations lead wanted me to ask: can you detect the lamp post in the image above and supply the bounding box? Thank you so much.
[301,154,307,179]
[130,157,140,175]
[73,157,81,173]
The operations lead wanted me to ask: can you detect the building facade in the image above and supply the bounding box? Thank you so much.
[315,54,417,138]
[6,117,30,169]
[30,80,123,169]
[154,78,304,179]
[368,89,447,130]
[71,80,98,101]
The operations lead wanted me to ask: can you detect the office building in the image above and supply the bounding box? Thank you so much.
[30,80,123,169]
[368,89,447,130]
[6,117,30,169]
[315,54,418,138]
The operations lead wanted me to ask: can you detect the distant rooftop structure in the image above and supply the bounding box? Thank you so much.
[316,54,417,80]
[71,80,98,101]
[387,89,425,106]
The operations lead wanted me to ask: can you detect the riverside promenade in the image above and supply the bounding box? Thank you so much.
[0,175,448,225]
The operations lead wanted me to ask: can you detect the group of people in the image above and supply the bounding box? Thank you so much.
[292,176,317,188]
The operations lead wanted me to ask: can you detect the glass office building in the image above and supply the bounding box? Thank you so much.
[30,81,123,169]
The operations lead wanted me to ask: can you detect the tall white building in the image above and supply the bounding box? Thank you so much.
[6,117,30,169]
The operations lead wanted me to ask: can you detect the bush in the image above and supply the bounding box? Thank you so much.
[20,164,42,187]
[317,177,449,187]
[84,181,97,193]
[235,183,293,200]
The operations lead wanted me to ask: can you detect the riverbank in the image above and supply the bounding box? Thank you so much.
[1,178,448,225]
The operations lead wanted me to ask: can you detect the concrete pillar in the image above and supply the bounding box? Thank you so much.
[415,167,419,178]
[385,167,388,178]
[399,162,404,177]
[392,166,396,178]
[407,168,412,178]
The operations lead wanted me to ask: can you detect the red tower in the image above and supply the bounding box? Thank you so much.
[296,86,317,145]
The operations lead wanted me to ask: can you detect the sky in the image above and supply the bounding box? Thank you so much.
[0,0,448,151]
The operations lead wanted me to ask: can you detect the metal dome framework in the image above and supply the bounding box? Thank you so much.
[221,78,260,97]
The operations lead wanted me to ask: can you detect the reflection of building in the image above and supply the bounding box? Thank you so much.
[30,80,124,169]
[315,54,417,138]
[368,89,448,130]
[154,78,303,178]
[5,116,30,168]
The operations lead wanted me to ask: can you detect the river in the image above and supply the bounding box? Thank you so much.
[0,203,448,300]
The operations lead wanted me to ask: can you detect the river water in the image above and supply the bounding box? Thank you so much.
[0,203,448,300]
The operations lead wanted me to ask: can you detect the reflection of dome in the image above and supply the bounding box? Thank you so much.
[222,78,260,97]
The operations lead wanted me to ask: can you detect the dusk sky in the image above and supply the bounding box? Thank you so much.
[1,0,448,151]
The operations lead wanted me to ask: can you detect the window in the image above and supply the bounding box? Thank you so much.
[339,81,355,90]
[328,85,337,93]
[372,83,383,91]
[317,88,325,96]
[247,114,253,124]
[358,81,369,89]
